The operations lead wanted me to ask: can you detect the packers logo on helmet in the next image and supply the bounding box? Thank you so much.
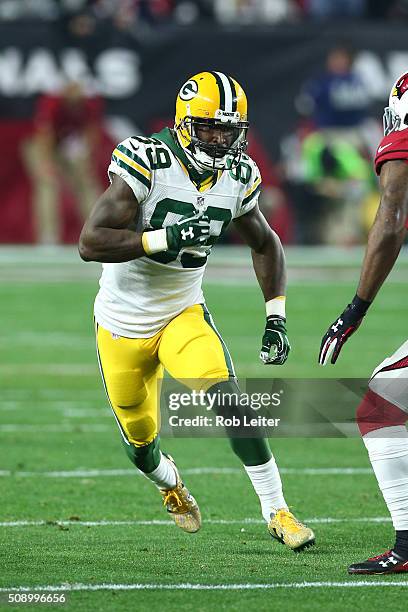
[175,71,249,171]
[179,80,199,101]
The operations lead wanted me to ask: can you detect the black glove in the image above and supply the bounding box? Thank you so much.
[166,212,210,251]
[260,316,290,365]
[318,294,371,365]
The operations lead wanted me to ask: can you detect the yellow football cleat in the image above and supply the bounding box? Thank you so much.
[160,455,201,533]
[268,509,315,552]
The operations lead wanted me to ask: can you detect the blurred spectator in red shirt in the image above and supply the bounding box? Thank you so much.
[23,81,104,244]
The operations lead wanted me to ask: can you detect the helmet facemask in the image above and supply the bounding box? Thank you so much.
[383,106,408,136]
[177,116,249,171]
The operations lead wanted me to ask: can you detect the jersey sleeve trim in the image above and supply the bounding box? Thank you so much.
[112,147,151,190]
[242,176,261,206]
[117,143,151,171]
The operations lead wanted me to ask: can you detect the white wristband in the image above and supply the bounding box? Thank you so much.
[142,229,168,255]
[266,296,286,318]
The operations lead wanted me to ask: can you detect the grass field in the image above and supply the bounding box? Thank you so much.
[1,247,407,611]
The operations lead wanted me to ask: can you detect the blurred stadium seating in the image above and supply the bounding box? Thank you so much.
[1,0,407,244]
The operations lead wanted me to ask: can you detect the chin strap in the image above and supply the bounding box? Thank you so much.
[185,143,226,173]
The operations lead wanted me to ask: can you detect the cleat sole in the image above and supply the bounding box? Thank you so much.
[269,529,316,552]
[348,569,386,575]
[347,567,408,575]
[293,538,315,553]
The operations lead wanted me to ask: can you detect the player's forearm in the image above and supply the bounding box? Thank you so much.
[358,162,408,302]
[78,226,146,263]
[251,229,287,301]
[357,222,406,302]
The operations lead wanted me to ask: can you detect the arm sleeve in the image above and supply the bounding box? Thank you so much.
[108,137,152,204]
[374,131,408,175]
[234,161,262,219]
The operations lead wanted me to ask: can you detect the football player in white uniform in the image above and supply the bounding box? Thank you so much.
[79,71,314,551]
[319,72,408,574]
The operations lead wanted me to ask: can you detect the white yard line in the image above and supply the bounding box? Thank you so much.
[0,580,406,592]
[0,517,392,528]
[0,365,97,376]
[0,333,91,347]
[0,424,361,436]
[0,390,102,401]
[61,410,111,418]
[2,244,406,267]
[1,246,407,286]
[0,407,110,419]
[0,425,110,433]
[0,467,373,478]
[0,332,260,347]
[0,401,102,411]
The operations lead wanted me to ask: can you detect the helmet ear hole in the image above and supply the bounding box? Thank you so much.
[404,113,408,128]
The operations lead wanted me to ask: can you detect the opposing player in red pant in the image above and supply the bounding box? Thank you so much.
[319,72,408,575]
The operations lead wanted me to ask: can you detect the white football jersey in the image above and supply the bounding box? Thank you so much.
[94,128,261,337]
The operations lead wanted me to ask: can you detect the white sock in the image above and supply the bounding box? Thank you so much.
[244,456,288,522]
[363,425,408,530]
[144,453,177,490]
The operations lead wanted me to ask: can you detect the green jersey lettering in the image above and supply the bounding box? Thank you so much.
[146,146,172,170]
[226,157,252,185]
[146,198,231,268]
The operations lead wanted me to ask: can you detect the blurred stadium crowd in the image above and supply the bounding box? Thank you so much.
[1,0,408,26]
[0,1,400,246]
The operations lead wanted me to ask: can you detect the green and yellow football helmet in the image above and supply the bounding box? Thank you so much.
[175,71,249,171]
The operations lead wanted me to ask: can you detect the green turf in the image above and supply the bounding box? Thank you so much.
[0,273,407,611]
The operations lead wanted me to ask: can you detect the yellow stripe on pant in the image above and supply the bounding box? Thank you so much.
[96,304,232,447]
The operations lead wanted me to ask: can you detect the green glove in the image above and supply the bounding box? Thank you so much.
[166,212,210,251]
[260,316,291,365]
